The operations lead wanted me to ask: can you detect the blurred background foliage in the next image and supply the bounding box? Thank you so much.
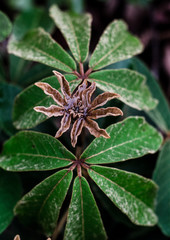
[0,0,170,239]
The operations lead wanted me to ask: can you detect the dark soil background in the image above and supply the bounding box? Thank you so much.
[0,0,170,239]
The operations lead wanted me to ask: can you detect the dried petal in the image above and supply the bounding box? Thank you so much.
[53,70,71,100]
[90,92,120,109]
[14,235,20,240]
[72,79,88,99]
[35,82,65,106]
[85,117,110,138]
[55,113,71,138]
[82,82,96,107]
[71,118,85,147]
[89,107,123,119]
[34,105,64,117]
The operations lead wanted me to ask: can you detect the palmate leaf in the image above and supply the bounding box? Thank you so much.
[81,117,162,164]
[15,170,73,236]
[153,140,170,236]
[89,20,143,70]
[50,5,92,63]
[13,75,79,129]
[88,166,157,226]
[0,11,12,42]
[0,169,22,234]
[64,177,107,240]
[0,131,75,171]
[88,69,157,111]
[8,28,76,73]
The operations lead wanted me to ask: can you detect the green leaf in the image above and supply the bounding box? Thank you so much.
[0,169,22,234]
[0,82,21,136]
[50,5,92,63]
[12,8,54,41]
[8,28,77,73]
[15,169,72,236]
[0,131,75,171]
[64,177,107,240]
[89,20,143,70]
[153,140,170,236]
[89,69,157,111]
[7,0,33,11]
[129,58,170,132]
[81,117,162,164]
[88,166,158,226]
[13,75,79,129]
[0,11,12,42]
[70,0,85,14]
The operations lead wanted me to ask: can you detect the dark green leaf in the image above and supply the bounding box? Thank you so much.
[15,169,72,236]
[89,20,143,70]
[50,5,92,63]
[64,177,107,240]
[153,140,170,236]
[8,28,77,72]
[0,131,75,171]
[88,166,157,226]
[13,75,79,129]
[0,11,12,42]
[12,8,54,41]
[70,0,85,14]
[0,82,21,136]
[89,69,157,111]
[129,58,170,132]
[0,169,22,234]
[81,117,162,164]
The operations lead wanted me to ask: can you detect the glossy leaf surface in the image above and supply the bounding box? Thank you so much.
[8,28,76,72]
[81,117,162,164]
[50,5,92,62]
[0,11,12,42]
[13,75,79,129]
[89,20,143,70]
[0,169,22,234]
[15,170,72,236]
[88,69,157,111]
[88,166,158,226]
[0,131,75,171]
[153,140,170,236]
[64,177,107,240]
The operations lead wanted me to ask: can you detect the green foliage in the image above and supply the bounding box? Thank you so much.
[81,117,162,164]
[0,11,12,42]
[89,20,143,70]
[50,5,92,62]
[88,69,157,110]
[153,140,170,236]
[0,131,75,171]
[64,177,107,240]
[0,169,22,234]
[15,170,72,236]
[0,4,166,239]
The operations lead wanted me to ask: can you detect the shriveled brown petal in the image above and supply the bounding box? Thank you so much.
[82,82,96,107]
[35,82,65,106]
[14,235,20,240]
[90,92,120,109]
[34,105,64,117]
[53,71,71,100]
[71,118,85,147]
[88,107,123,119]
[72,79,88,99]
[55,113,71,138]
[84,117,110,138]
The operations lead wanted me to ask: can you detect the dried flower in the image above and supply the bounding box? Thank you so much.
[34,71,123,147]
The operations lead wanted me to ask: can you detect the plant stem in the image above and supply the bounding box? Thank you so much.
[52,210,68,240]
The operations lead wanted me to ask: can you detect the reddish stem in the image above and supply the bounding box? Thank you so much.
[79,62,84,76]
